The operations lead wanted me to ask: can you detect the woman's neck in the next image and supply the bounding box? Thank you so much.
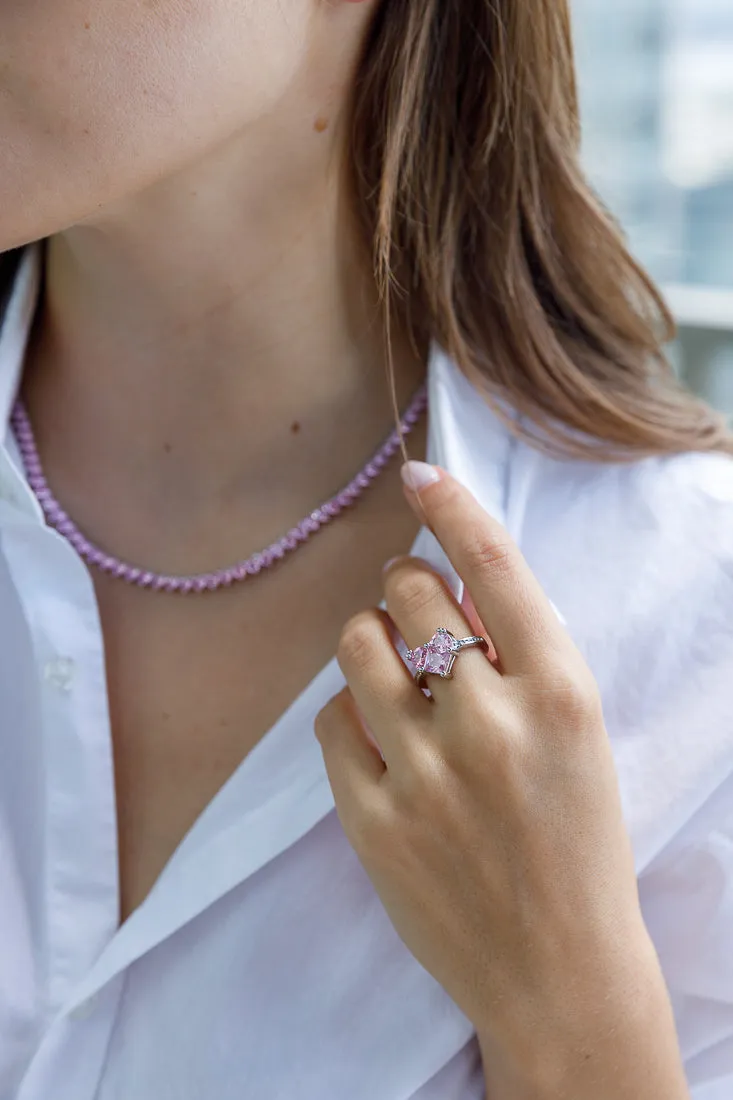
[23,123,427,522]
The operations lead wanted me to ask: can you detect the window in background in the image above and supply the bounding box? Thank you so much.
[573,0,733,413]
[573,0,733,288]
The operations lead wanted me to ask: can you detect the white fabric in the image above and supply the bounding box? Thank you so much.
[0,244,731,1100]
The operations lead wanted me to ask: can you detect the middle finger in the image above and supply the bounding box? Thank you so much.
[383,557,499,701]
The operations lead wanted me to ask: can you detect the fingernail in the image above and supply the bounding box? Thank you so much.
[383,557,400,573]
[400,460,441,492]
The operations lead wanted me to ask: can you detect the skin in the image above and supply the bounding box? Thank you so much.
[1,0,337,249]
[2,0,419,516]
[318,464,692,1098]
[0,1,690,1095]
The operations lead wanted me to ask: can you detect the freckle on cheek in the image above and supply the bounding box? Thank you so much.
[313,117,329,133]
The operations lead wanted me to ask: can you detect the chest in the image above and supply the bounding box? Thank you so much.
[95,505,421,923]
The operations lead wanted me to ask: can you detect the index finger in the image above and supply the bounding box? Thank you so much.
[401,461,572,675]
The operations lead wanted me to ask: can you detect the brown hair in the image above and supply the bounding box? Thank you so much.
[350,0,733,460]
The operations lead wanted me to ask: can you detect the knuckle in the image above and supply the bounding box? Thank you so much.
[463,524,517,580]
[313,707,329,743]
[535,665,601,727]
[337,612,380,672]
[314,691,349,742]
[388,570,441,619]
[313,703,334,743]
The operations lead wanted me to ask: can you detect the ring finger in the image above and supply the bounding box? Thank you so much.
[383,557,498,702]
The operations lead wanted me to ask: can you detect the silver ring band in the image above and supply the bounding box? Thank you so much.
[405,627,489,686]
[451,635,487,651]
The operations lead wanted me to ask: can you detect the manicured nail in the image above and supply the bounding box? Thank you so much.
[400,461,441,492]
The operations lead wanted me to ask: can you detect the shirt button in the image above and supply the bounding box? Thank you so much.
[43,656,76,693]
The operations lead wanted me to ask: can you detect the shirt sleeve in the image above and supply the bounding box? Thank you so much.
[511,443,733,1097]
[639,784,733,1098]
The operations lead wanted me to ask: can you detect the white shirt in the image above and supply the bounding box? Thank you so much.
[0,245,732,1100]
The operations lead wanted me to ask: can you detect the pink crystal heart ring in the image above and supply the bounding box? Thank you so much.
[405,627,489,686]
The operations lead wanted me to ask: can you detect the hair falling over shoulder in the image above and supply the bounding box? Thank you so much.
[350,0,733,460]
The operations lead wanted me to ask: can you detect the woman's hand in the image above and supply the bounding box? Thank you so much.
[315,461,689,1099]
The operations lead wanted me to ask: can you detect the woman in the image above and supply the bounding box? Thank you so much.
[0,0,731,1097]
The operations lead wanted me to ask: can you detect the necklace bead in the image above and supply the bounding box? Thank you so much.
[10,385,428,594]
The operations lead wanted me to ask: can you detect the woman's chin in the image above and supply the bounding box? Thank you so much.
[0,196,92,255]
[0,227,43,255]
[0,203,57,254]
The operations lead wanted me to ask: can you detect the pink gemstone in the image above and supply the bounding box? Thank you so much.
[407,630,456,676]
[422,648,452,676]
[407,645,426,670]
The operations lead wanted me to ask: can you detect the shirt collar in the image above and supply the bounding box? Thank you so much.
[0,243,41,439]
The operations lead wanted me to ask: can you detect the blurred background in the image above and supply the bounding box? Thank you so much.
[573,0,733,415]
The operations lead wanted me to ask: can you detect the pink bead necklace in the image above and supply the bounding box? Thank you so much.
[10,385,427,594]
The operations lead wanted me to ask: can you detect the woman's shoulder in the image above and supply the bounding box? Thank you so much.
[508,440,733,682]
[508,442,733,623]
[506,440,733,854]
